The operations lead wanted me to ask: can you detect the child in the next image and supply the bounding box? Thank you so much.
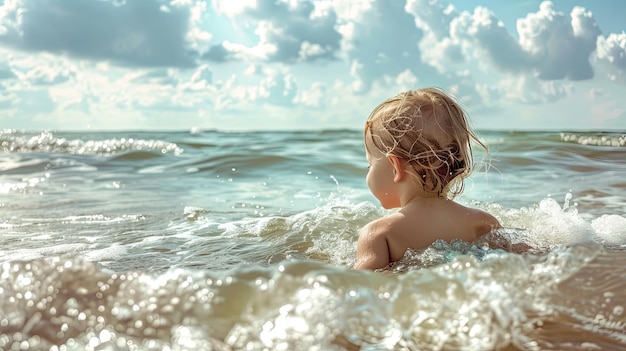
[354,87,501,270]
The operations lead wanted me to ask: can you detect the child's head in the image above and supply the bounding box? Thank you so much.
[364,87,486,199]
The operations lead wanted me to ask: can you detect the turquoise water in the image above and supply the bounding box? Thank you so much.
[0,129,625,350]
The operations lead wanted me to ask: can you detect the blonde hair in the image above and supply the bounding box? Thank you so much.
[364,87,487,199]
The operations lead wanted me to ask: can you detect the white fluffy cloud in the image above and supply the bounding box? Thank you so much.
[217,66,297,108]
[0,0,624,130]
[517,2,600,80]
[406,0,465,73]
[209,0,341,63]
[596,32,626,81]
[336,0,434,93]
[451,7,531,73]
[0,0,209,67]
[408,0,601,82]
[478,75,571,105]
[293,82,326,108]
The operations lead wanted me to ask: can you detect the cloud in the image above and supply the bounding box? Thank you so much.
[408,0,601,83]
[406,0,466,73]
[596,32,626,81]
[0,0,207,67]
[183,64,214,90]
[0,83,18,109]
[451,7,531,73]
[48,82,99,112]
[124,69,181,86]
[517,2,600,80]
[256,69,297,105]
[478,75,571,105]
[406,0,532,79]
[209,0,341,63]
[0,58,15,80]
[13,61,75,86]
[406,0,456,39]
[293,82,326,108]
[336,0,431,93]
[231,66,297,106]
[203,43,235,63]
[4,52,81,90]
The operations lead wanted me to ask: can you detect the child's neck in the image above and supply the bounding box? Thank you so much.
[400,190,447,207]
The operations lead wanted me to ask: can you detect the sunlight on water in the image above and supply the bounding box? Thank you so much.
[1,130,625,350]
[1,242,625,351]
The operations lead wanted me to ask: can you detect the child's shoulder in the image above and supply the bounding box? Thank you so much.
[452,202,501,235]
[373,210,417,227]
[355,212,412,269]
[357,212,414,250]
[359,212,406,236]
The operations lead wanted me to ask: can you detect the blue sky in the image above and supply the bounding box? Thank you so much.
[0,0,625,131]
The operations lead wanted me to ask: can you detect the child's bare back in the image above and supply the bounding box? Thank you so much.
[355,198,499,269]
[354,88,500,270]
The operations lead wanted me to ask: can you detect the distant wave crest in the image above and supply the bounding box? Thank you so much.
[560,132,626,147]
[0,130,183,156]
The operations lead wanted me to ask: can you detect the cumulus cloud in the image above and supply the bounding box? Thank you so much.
[517,2,600,80]
[293,82,326,108]
[0,0,622,131]
[407,0,601,83]
[14,64,74,86]
[211,66,299,111]
[405,0,465,73]
[0,0,208,67]
[406,0,456,39]
[186,65,214,89]
[244,67,297,106]
[209,0,341,63]
[596,32,626,81]
[336,0,432,93]
[451,7,531,73]
[7,53,77,87]
[48,82,99,112]
[478,75,570,105]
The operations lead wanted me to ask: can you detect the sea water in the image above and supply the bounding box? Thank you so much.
[0,129,625,351]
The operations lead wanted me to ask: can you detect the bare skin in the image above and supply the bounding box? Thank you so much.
[354,150,501,270]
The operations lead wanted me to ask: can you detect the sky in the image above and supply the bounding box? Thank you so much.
[0,0,625,131]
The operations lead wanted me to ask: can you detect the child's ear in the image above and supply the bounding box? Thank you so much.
[387,155,405,182]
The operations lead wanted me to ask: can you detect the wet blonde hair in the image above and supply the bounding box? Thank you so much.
[364,87,487,199]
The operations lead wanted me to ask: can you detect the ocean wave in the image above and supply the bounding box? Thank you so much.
[1,243,625,351]
[560,132,626,147]
[0,131,183,156]
[164,194,626,273]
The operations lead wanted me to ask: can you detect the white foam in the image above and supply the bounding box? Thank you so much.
[591,215,626,246]
[492,194,626,249]
[84,243,129,262]
[560,132,626,147]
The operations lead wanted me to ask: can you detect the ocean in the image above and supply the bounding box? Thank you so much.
[0,129,625,351]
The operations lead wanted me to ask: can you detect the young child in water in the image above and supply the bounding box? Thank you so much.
[354,87,501,270]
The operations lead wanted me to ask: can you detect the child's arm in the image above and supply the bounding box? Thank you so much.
[354,220,391,270]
